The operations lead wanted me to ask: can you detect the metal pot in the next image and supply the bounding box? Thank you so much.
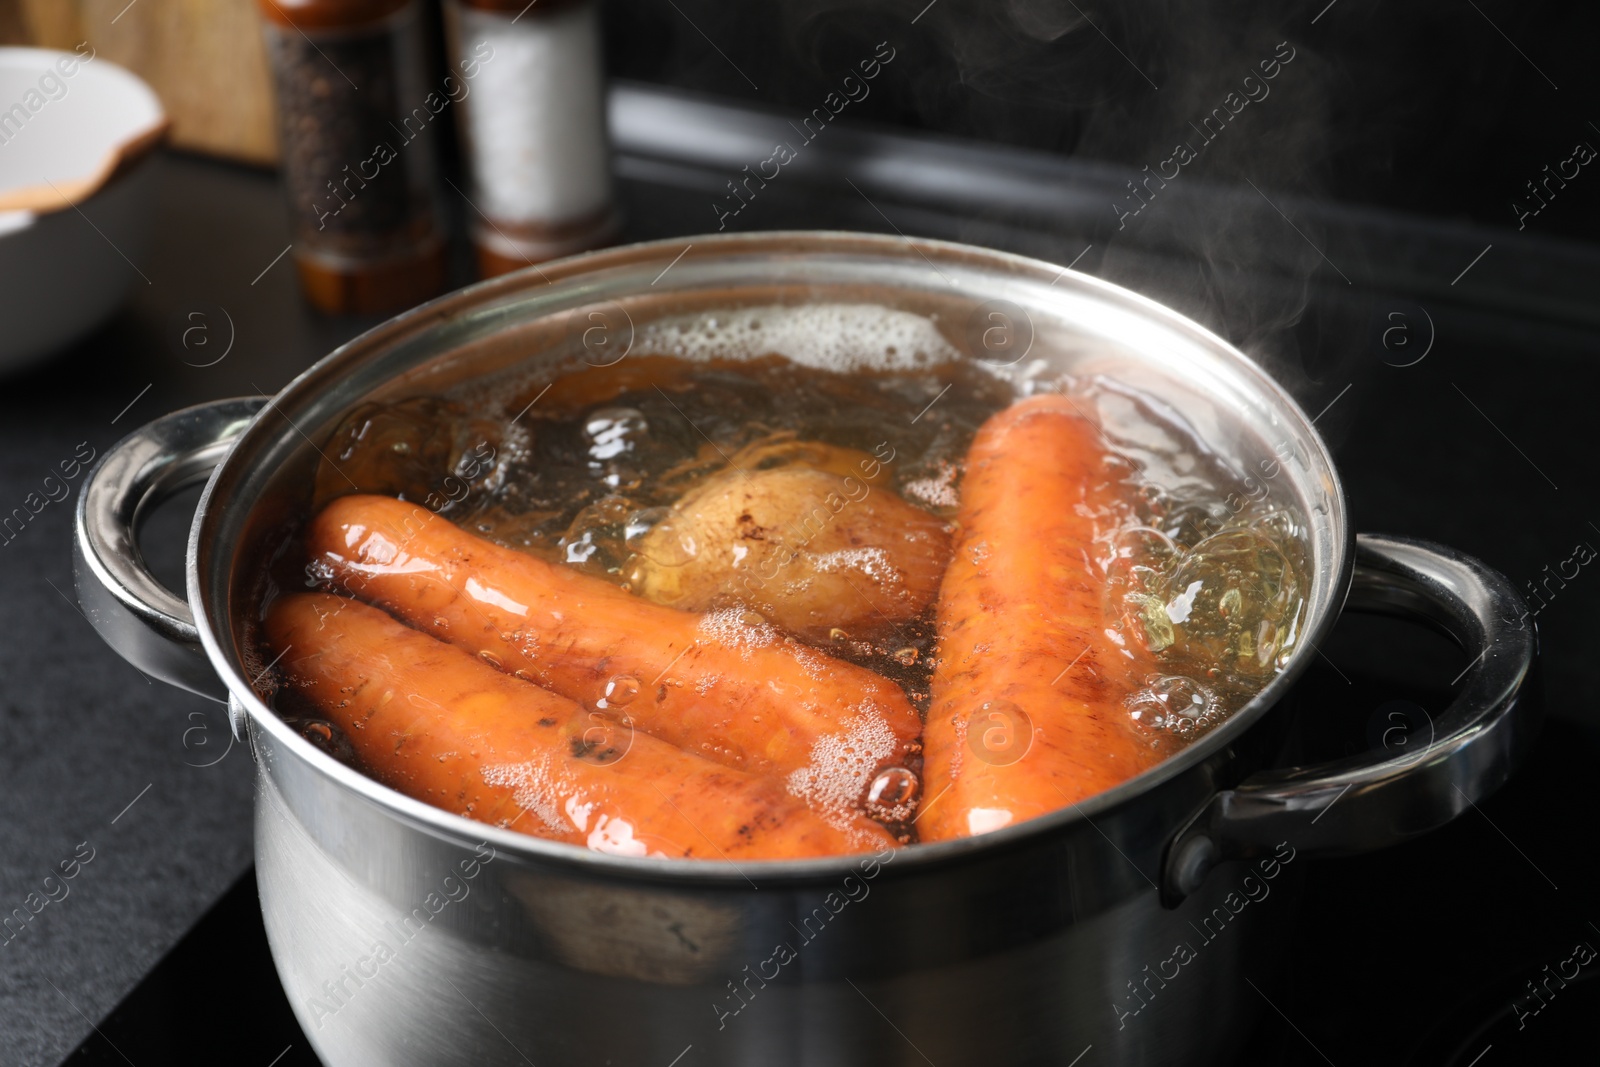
[73,232,1536,1066]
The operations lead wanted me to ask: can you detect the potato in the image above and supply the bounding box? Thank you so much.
[628,446,950,640]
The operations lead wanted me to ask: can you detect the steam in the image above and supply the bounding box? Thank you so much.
[779,0,1372,406]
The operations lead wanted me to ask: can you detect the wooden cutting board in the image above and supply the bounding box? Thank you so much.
[1,0,279,164]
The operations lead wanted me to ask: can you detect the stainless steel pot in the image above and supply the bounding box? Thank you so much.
[73,232,1536,1066]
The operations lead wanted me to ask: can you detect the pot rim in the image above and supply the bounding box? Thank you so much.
[191,229,1352,884]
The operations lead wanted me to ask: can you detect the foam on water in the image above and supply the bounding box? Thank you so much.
[480,757,567,832]
[809,547,897,585]
[785,639,834,682]
[637,304,961,373]
[902,463,961,510]
[785,705,900,836]
[696,606,779,660]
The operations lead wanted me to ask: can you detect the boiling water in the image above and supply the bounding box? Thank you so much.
[262,304,1309,841]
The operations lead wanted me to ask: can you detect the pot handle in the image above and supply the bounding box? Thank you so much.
[73,397,270,701]
[1161,533,1538,906]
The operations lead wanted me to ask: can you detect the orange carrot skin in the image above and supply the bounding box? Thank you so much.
[266,593,895,859]
[303,495,921,802]
[920,395,1172,842]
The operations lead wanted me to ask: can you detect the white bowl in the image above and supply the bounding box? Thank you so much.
[0,47,167,373]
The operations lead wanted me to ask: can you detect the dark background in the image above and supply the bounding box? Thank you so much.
[604,0,1600,239]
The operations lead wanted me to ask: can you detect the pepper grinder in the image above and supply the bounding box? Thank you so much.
[257,0,448,314]
[444,0,618,277]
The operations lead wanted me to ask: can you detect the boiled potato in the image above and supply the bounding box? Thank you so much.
[628,445,950,639]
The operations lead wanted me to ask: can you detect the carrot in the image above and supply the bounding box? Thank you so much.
[919,395,1172,842]
[266,593,896,858]
[303,494,922,825]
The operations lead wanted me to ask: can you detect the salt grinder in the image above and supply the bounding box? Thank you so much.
[444,0,618,277]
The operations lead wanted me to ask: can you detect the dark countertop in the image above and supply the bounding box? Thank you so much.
[0,154,361,1067]
[3,128,1597,1065]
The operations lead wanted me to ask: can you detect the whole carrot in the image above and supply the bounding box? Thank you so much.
[266,593,896,858]
[919,395,1171,842]
[304,495,922,825]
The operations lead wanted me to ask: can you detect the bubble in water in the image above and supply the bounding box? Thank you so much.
[608,465,644,491]
[601,675,640,708]
[311,395,504,514]
[566,530,599,564]
[1127,594,1176,653]
[1252,508,1304,546]
[1160,526,1300,676]
[560,496,639,577]
[635,304,962,373]
[303,558,337,588]
[1162,500,1233,548]
[892,647,919,666]
[786,712,900,828]
[584,407,649,461]
[304,722,333,743]
[624,507,669,547]
[478,650,504,669]
[1106,526,1179,597]
[695,606,778,659]
[628,514,698,568]
[866,766,919,820]
[1126,674,1217,736]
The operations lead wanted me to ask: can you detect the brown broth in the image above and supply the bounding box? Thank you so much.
[253,345,1309,845]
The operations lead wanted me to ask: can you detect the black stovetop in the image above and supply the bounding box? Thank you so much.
[5,84,1598,1067]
